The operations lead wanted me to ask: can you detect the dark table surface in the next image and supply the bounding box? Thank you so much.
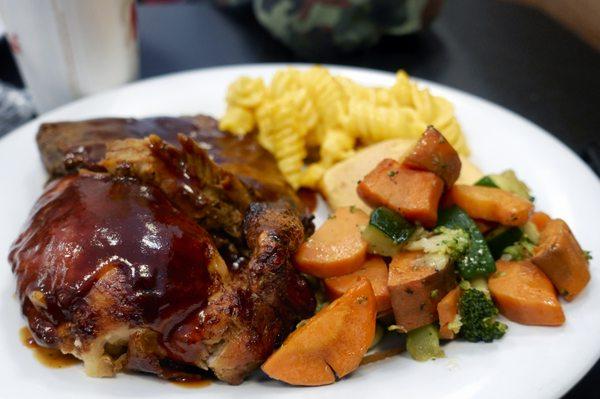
[1,0,599,397]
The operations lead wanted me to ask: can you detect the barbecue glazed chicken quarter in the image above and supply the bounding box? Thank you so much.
[9,115,316,384]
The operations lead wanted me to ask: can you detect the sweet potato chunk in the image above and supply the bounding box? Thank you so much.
[437,287,461,339]
[530,211,551,232]
[324,256,391,313]
[388,251,457,332]
[294,207,369,278]
[489,260,565,326]
[357,159,444,228]
[403,126,462,187]
[531,219,590,301]
[261,279,376,386]
[446,185,533,226]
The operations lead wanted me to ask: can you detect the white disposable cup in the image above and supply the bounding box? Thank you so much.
[0,0,139,112]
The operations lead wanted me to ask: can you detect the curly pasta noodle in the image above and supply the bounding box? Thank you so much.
[320,128,356,165]
[337,77,397,108]
[218,105,255,136]
[392,70,469,154]
[220,66,469,188]
[300,66,346,145]
[255,103,276,153]
[226,76,266,109]
[336,76,373,103]
[269,68,303,98]
[390,70,413,107]
[298,128,356,189]
[299,162,327,189]
[343,98,427,144]
[281,88,318,134]
[255,97,306,189]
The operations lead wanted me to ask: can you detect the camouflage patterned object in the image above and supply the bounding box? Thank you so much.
[216,0,443,56]
[213,0,252,8]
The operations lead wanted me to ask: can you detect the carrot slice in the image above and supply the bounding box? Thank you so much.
[357,159,444,228]
[531,219,590,301]
[261,279,377,386]
[324,256,391,313]
[402,126,462,187]
[489,260,565,326]
[446,184,533,226]
[294,207,369,278]
[530,211,551,232]
[437,287,461,339]
[387,251,457,332]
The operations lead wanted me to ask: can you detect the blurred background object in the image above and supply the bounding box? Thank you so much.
[506,0,600,51]
[214,0,600,55]
[250,0,444,57]
[0,0,138,113]
[0,81,35,135]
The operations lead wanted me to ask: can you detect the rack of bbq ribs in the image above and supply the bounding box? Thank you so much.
[8,115,316,384]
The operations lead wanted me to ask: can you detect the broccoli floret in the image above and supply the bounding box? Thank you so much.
[501,222,539,261]
[458,288,507,342]
[447,314,463,335]
[501,236,536,261]
[407,227,470,261]
[406,227,470,271]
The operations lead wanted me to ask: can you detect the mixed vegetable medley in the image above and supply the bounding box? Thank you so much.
[261,126,591,386]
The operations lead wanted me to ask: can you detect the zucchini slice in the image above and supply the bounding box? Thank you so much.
[406,324,445,361]
[363,207,415,256]
[474,175,498,188]
[475,170,532,201]
[486,226,523,259]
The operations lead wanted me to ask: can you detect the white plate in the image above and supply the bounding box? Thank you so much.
[0,64,599,399]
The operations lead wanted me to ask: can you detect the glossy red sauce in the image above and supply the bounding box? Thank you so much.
[9,174,219,347]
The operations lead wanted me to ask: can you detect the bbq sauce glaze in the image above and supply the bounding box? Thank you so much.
[9,174,220,354]
[20,325,212,388]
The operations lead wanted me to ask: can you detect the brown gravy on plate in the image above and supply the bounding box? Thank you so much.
[20,327,79,368]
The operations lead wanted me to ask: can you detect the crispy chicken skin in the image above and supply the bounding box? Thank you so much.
[9,173,315,384]
[36,116,207,176]
[36,115,305,216]
[100,134,252,240]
